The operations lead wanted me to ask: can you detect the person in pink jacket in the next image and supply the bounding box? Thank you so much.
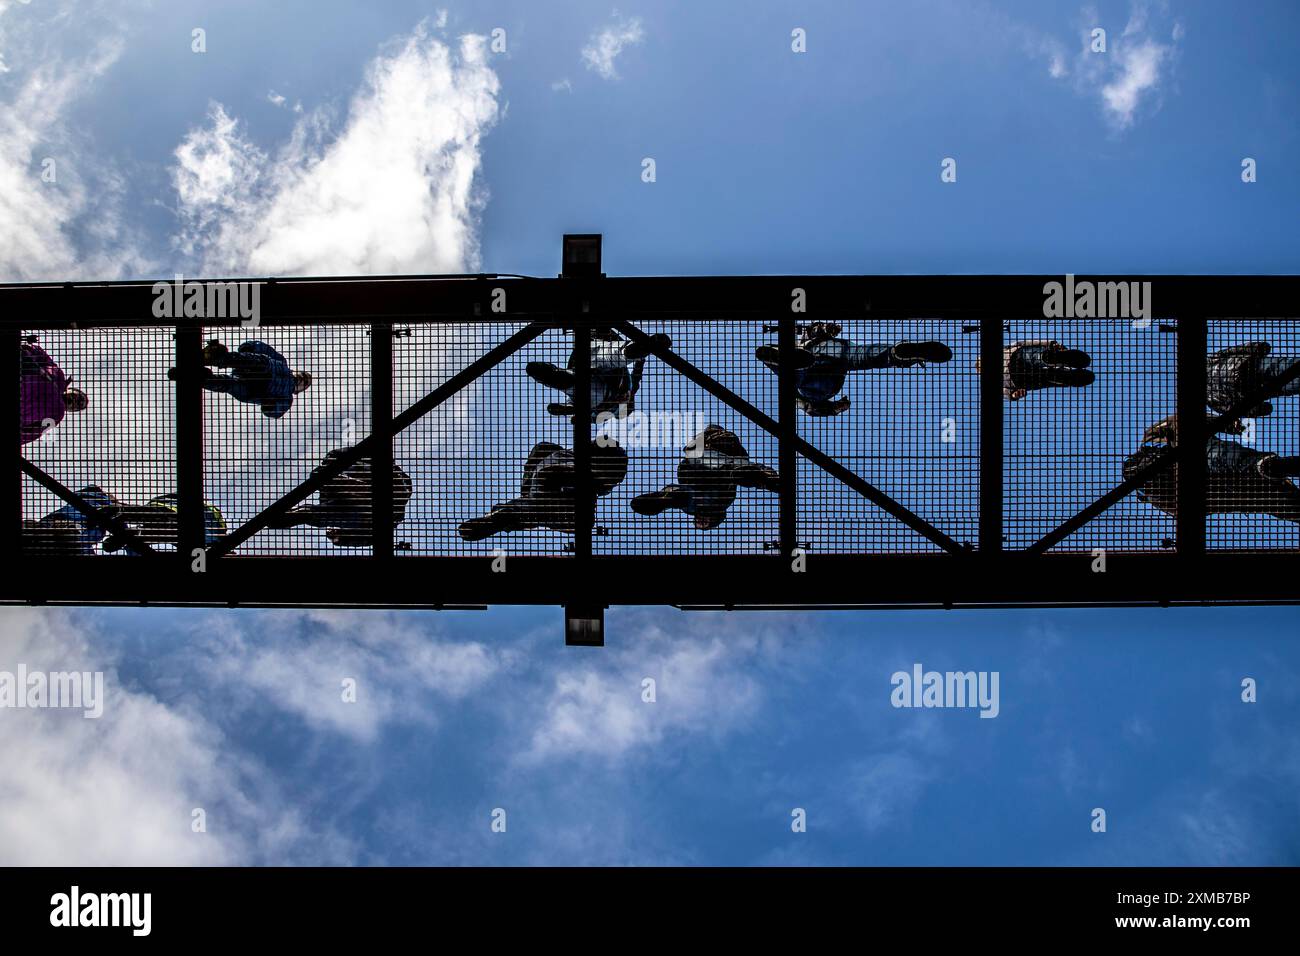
[20,338,88,445]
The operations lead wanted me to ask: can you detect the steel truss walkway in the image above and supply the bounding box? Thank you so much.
[3,236,1298,642]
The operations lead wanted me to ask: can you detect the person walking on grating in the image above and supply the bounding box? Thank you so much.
[527,327,671,421]
[20,337,88,445]
[755,321,952,417]
[267,449,414,547]
[1125,414,1300,524]
[170,339,311,418]
[630,424,780,529]
[458,439,629,540]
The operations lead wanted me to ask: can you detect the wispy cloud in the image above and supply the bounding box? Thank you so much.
[1039,1,1183,130]
[172,22,501,277]
[581,14,643,80]
[0,0,150,280]
[517,613,771,764]
[0,608,356,865]
[193,609,508,743]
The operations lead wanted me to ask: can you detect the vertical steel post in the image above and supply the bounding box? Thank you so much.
[979,316,1004,552]
[572,312,593,564]
[777,315,798,561]
[371,322,394,559]
[175,324,206,563]
[3,328,21,559]
[1176,313,1207,556]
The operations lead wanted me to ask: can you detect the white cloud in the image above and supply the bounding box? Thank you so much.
[172,23,501,277]
[581,15,643,80]
[1099,37,1168,128]
[551,78,573,93]
[0,3,147,281]
[518,614,775,764]
[0,608,354,865]
[1041,2,1182,130]
[193,609,507,742]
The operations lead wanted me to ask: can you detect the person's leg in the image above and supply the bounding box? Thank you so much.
[630,485,692,516]
[1042,344,1092,369]
[265,505,329,530]
[755,344,818,371]
[1042,367,1096,388]
[199,371,236,395]
[102,505,176,550]
[526,361,576,392]
[1256,355,1300,398]
[458,502,524,541]
[1258,455,1300,480]
[887,341,953,366]
[733,462,780,493]
[621,332,671,361]
[832,341,891,370]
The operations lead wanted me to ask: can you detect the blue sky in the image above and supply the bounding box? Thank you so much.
[1,0,1298,865]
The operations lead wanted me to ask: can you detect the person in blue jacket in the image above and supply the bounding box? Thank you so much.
[24,487,226,554]
[171,339,312,418]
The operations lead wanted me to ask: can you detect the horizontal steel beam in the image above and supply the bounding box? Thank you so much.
[4,553,1298,609]
[4,275,1298,327]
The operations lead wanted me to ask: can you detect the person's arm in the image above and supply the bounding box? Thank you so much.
[1213,341,1271,361]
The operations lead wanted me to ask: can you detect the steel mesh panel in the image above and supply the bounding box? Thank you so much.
[394,322,571,556]
[202,325,370,556]
[1004,318,1176,552]
[795,318,978,553]
[593,319,780,556]
[20,328,177,555]
[18,312,1296,564]
[1206,318,1300,551]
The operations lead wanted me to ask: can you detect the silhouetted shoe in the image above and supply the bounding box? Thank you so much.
[630,490,678,516]
[736,464,781,494]
[755,344,817,370]
[1257,455,1300,480]
[526,361,575,391]
[1044,367,1095,388]
[892,341,952,364]
[546,402,576,417]
[1044,346,1092,369]
[167,367,179,381]
[458,508,515,541]
[622,333,672,361]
